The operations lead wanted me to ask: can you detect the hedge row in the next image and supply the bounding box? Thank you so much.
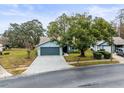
[93,49,111,59]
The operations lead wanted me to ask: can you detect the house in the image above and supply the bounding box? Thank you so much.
[92,37,124,53]
[37,37,72,56]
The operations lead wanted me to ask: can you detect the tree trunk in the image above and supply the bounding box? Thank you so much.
[25,42,32,59]
[27,49,31,59]
[80,49,85,57]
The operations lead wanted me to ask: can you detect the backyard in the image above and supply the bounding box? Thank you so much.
[0,48,36,75]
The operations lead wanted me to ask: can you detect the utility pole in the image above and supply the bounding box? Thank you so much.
[110,21,114,62]
[110,30,113,62]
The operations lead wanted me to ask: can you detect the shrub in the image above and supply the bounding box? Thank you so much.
[4,52,10,55]
[98,50,105,55]
[99,49,105,51]
[104,52,111,59]
[98,50,111,59]
[93,52,103,59]
[98,49,106,55]
[0,52,2,55]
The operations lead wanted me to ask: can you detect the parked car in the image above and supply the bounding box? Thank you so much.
[116,48,124,56]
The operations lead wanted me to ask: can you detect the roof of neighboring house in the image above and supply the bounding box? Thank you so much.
[96,37,124,46]
[96,40,105,45]
[113,37,124,45]
[36,37,51,47]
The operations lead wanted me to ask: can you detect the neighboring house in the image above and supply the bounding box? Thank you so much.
[37,37,73,56]
[92,37,124,53]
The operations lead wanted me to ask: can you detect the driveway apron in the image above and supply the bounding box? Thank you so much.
[23,56,72,75]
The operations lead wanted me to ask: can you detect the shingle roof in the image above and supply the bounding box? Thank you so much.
[39,37,50,44]
[96,40,104,45]
[96,37,124,46]
[113,37,124,45]
[36,37,51,47]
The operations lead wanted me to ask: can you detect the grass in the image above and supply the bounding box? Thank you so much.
[65,49,119,67]
[64,49,94,62]
[0,48,36,75]
[70,60,119,67]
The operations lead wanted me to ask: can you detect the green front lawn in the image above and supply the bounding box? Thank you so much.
[64,49,94,62]
[64,49,119,66]
[0,48,36,75]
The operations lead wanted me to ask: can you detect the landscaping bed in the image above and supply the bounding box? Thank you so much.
[0,48,36,75]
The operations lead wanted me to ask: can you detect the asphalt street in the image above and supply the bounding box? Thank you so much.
[1,64,124,88]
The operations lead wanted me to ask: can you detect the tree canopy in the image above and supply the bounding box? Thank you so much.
[3,19,45,49]
[48,13,116,56]
[48,13,70,47]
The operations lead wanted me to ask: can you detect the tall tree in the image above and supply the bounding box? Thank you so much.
[48,13,116,57]
[92,17,116,43]
[67,14,96,56]
[3,19,45,58]
[48,13,70,47]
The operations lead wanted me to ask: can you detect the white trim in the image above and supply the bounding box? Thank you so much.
[37,47,40,56]
[60,47,63,55]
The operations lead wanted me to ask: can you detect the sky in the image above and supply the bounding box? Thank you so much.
[0,4,124,34]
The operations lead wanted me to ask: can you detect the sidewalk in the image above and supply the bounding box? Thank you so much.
[68,59,114,64]
[0,65,12,79]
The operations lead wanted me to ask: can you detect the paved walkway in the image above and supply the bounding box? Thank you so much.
[22,56,72,76]
[0,65,12,79]
[113,53,124,64]
[68,59,113,64]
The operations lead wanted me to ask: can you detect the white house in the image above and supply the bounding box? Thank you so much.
[92,37,124,53]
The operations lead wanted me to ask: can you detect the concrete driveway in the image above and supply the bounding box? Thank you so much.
[113,53,124,64]
[0,65,12,78]
[23,56,72,75]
